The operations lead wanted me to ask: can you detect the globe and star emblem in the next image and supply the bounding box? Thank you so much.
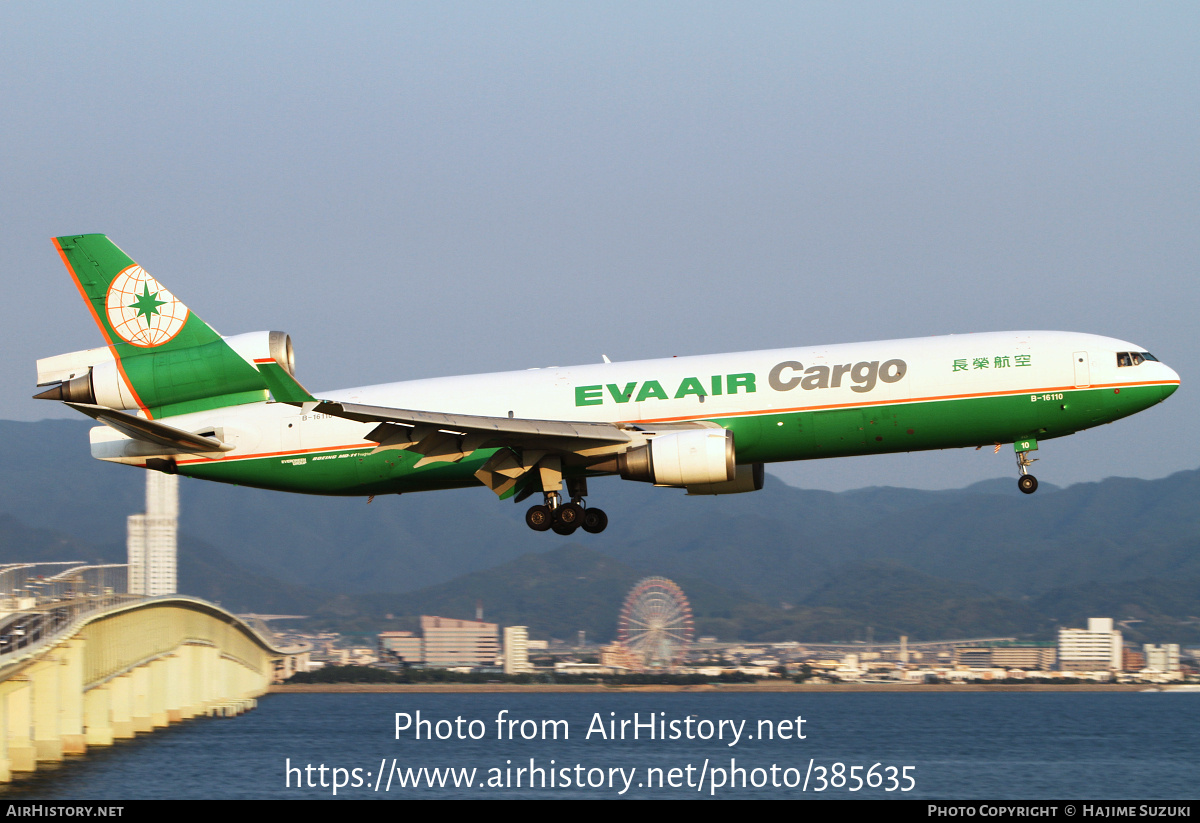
[104,265,189,347]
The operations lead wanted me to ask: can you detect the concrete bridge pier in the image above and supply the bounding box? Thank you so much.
[83,685,112,747]
[3,677,34,774]
[0,596,291,781]
[131,665,152,734]
[164,652,185,723]
[31,657,62,763]
[110,673,135,739]
[61,640,86,755]
[150,657,168,728]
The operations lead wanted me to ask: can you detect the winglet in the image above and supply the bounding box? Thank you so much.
[255,359,317,406]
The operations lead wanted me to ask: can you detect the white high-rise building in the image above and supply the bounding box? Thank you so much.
[128,472,178,596]
[504,626,532,674]
[1058,617,1122,672]
[1143,644,1181,672]
[421,616,499,668]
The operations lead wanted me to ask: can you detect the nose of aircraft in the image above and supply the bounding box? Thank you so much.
[1160,363,1180,401]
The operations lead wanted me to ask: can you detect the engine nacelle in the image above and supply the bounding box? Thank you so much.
[222,330,296,377]
[35,352,141,409]
[686,463,765,495]
[618,429,736,486]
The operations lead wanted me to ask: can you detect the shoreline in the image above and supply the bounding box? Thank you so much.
[270,682,1154,694]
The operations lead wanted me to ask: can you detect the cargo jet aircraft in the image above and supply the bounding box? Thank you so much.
[36,235,1180,535]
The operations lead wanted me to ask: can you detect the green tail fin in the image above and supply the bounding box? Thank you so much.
[53,234,270,418]
[54,234,226,352]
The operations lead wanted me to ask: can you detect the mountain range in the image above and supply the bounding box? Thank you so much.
[2,419,1196,643]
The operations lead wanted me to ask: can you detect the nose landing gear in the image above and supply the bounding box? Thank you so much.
[1015,440,1039,494]
[1017,472,1038,494]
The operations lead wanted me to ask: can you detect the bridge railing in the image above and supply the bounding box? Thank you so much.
[0,562,86,607]
[0,564,137,662]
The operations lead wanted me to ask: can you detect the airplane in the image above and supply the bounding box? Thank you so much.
[35,235,1180,535]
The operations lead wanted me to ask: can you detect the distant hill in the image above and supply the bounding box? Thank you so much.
[0,509,326,616]
[349,544,747,641]
[294,550,1061,643]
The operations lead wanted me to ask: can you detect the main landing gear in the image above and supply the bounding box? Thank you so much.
[1016,448,1039,495]
[524,477,608,535]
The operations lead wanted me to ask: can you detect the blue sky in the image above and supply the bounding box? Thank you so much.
[4,2,1197,491]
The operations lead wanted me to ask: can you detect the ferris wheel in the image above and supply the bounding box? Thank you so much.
[617,576,694,668]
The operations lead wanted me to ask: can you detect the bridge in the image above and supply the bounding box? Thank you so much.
[0,562,305,781]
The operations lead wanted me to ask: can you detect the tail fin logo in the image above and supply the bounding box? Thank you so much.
[104,265,189,347]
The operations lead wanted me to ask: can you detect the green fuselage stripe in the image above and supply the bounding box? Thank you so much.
[177,383,1169,496]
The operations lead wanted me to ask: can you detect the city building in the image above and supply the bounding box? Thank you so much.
[379,631,423,664]
[504,626,532,674]
[421,615,499,668]
[600,643,641,672]
[1058,618,1122,672]
[554,661,627,676]
[127,471,178,596]
[953,642,1056,671]
[334,647,378,666]
[1143,644,1181,673]
[1122,648,1146,671]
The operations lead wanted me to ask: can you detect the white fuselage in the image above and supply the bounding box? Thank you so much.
[88,330,1178,467]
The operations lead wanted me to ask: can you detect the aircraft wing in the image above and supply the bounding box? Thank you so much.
[316,400,635,448]
[65,402,234,453]
[309,399,654,498]
[256,359,640,452]
[254,359,712,496]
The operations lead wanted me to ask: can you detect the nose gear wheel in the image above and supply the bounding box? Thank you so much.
[1015,448,1039,494]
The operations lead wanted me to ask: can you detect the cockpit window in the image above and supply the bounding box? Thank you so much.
[1117,352,1159,366]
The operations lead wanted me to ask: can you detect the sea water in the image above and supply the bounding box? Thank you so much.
[3,692,1197,800]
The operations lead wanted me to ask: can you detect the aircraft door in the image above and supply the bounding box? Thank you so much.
[1073,352,1091,388]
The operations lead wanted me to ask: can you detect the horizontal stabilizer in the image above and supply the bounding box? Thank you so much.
[256,360,317,405]
[65,402,233,453]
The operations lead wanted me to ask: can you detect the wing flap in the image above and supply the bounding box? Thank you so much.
[312,399,636,450]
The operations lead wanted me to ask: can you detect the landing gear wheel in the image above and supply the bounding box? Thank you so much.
[1017,474,1038,495]
[525,505,553,531]
[555,502,583,527]
[581,508,608,534]
[551,520,579,535]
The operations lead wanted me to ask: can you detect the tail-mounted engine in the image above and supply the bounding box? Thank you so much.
[35,331,295,412]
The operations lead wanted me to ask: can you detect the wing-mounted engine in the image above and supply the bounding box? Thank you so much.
[684,462,765,495]
[616,429,736,486]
